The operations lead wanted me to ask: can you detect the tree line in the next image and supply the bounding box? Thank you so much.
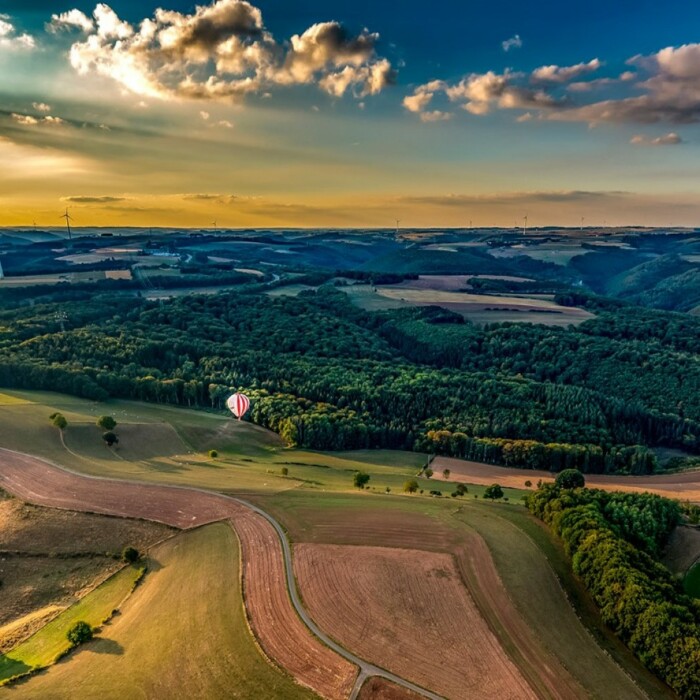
[527,484,699,697]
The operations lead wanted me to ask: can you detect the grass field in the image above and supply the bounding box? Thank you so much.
[0,493,172,651]
[0,389,429,497]
[0,563,142,685]
[4,523,315,699]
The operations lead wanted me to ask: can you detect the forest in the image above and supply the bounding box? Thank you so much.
[527,484,699,697]
[2,284,700,474]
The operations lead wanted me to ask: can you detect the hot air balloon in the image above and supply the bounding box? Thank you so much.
[226,392,250,421]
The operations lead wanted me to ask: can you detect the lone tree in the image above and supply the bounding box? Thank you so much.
[483,484,504,501]
[97,415,117,431]
[121,546,139,564]
[102,431,119,447]
[443,469,451,480]
[424,468,434,479]
[67,621,93,647]
[555,469,586,490]
[281,466,289,476]
[353,471,370,489]
[403,478,419,494]
[208,449,218,459]
[50,413,67,431]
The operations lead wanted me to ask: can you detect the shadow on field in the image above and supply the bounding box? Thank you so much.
[87,638,123,655]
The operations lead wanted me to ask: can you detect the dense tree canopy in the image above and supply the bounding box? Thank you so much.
[1,287,699,474]
[527,486,697,697]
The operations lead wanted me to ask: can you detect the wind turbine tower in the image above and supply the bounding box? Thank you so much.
[523,214,528,235]
[395,219,400,236]
[61,209,73,240]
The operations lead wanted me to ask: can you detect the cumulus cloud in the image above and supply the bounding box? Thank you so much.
[531,59,601,83]
[11,113,65,126]
[405,42,700,128]
[404,70,565,119]
[32,102,52,112]
[501,34,522,52]
[0,15,34,49]
[629,132,683,146]
[48,1,394,102]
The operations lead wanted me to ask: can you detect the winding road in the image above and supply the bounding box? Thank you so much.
[0,448,442,700]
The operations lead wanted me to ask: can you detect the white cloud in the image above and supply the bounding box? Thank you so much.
[0,15,35,50]
[531,59,601,83]
[32,102,52,112]
[501,34,522,52]
[12,113,65,126]
[629,132,682,146]
[200,110,210,120]
[48,1,394,102]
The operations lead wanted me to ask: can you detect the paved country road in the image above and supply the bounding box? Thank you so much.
[0,448,443,700]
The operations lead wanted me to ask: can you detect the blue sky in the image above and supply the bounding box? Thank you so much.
[2,0,700,227]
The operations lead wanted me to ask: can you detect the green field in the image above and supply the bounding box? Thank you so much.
[0,389,434,497]
[0,564,142,685]
[4,523,314,699]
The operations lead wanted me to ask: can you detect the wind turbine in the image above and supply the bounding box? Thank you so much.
[523,214,528,235]
[395,219,400,235]
[60,209,73,240]
[211,220,217,229]
[580,216,585,232]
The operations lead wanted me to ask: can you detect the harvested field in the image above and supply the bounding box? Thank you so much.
[343,285,594,326]
[0,449,356,699]
[294,543,537,700]
[454,532,583,700]
[432,455,700,501]
[236,512,357,699]
[358,677,422,699]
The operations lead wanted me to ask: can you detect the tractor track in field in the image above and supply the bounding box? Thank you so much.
[0,448,442,700]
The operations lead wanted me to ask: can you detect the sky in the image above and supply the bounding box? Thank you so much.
[3,0,700,228]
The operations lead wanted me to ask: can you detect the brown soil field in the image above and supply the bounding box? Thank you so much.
[433,456,700,501]
[358,677,422,699]
[294,543,537,700]
[453,533,582,700]
[235,510,357,699]
[0,449,356,699]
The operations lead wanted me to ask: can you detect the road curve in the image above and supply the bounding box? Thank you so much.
[238,497,444,700]
[0,448,442,700]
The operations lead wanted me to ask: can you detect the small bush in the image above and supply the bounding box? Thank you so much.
[281,466,289,476]
[353,471,370,488]
[429,490,442,497]
[524,480,532,488]
[97,415,117,431]
[51,413,67,430]
[424,468,433,479]
[67,621,93,647]
[122,546,140,564]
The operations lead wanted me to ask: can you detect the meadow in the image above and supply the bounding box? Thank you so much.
[0,388,687,698]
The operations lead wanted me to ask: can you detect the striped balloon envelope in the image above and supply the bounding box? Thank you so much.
[226,392,250,421]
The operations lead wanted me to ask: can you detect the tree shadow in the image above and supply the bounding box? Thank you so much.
[87,638,124,655]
